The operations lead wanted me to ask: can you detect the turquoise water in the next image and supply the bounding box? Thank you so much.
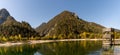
[0,40,119,55]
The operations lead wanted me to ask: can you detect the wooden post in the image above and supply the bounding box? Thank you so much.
[110,28,114,45]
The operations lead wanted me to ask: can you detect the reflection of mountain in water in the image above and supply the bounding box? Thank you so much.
[1,41,120,55]
[37,41,102,55]
[0,41,104,55]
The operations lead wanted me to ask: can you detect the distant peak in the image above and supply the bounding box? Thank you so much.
[0,8,10,17]
[0,8,9,13]
[61,10,77,15]
[57,10,79,19]
[61,10,73,14]
[0,8,11,24]
[0,8,7,11]
[63,10,71,12]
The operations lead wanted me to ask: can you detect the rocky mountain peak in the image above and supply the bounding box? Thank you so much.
[55,10,79,20]
[60,10,76,16]
[0,8,10,17]
[0,8,10,24]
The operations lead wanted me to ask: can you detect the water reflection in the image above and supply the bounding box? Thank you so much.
[102,44,120,55]
[39,41,103,55]
[2,41,120,55]
[34,52,42,55]
[0,44,38,55]
[102,44,114,55]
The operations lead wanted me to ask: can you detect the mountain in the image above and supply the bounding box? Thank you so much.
[1,16,17,25]
[0,8,39,37]
[0,8,10,24]
[36,10,105,39]
[36,22,46,36]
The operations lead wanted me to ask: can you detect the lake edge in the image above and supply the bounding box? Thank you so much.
[1,39,120,47]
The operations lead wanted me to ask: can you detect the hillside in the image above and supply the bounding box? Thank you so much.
[0,8,39,38]
[36,11,105,39]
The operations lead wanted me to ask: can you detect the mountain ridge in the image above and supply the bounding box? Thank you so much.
[0,8,40,37]
[36,10,105,39]
[0,8,119,39]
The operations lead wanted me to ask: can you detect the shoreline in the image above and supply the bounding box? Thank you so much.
[0,39,120,47]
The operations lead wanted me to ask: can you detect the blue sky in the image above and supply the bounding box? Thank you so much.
[0,0,120,29]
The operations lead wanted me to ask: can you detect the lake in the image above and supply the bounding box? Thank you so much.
[0,40,119,55]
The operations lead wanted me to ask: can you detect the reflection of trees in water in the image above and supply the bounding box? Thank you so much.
[102,44,114,55]
[102,44,120,55]
[0,44,38,55]
[37,41,102,55]
[0,41,102,55]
